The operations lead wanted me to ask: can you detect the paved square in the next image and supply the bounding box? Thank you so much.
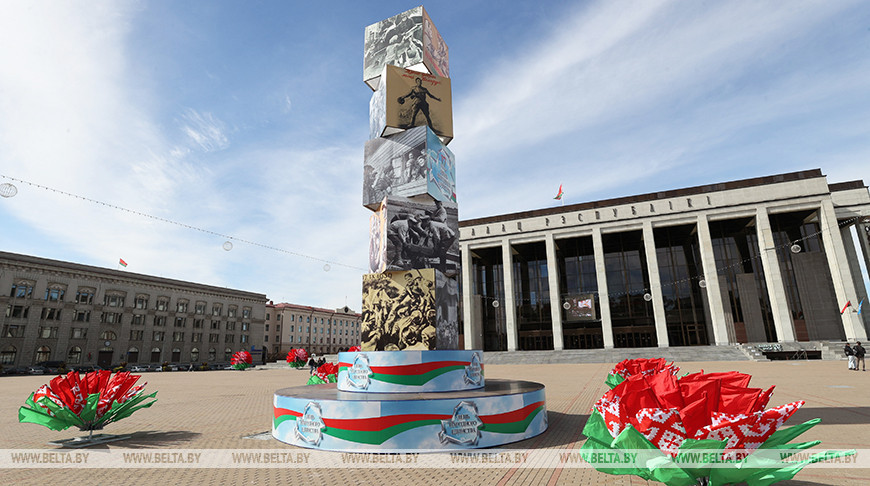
[1,360,867,485]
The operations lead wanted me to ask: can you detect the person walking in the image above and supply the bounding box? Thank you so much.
[845,343,856,370]
[308,355,317,375]
[854,341,866,372]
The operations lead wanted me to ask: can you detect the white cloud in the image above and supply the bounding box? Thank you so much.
[178,108,230,153]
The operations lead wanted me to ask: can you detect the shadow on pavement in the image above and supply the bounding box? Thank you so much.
[792,407,870,425]
[112,430,202,448]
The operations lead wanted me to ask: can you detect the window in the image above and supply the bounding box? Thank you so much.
[226,321,236,331]
[195,302,206,315]
[176,300,189,313]
[224,348,232,361]
[103,294,125,307]
[211,320,220,330]
[156,298,169,311]
[278,314,282,321]
[75,288,95,304]
[11,281,35,299]
[67,346,82,364]
[242,307,251,318]
[154,316,166,327]
[193,319,204,328]
[5,305,29,319]
[192,333,202,343]
[265,324,269,332]
[127,346,139,363]
[241,322,249,331]
[100,330,117,341]
[135,295,149,309]
[264,335,269,342]
[298,336,303,343]
[241,335,249,344]
[153,331,165,341]
[35,346,51,362]
[101,312,122,324]
[209,348,216,361]
[173,332,184,342]
[175,317,187,328]
[74,310,90,322]
[132,314,145,326]
[209,334,219,343]
[130,330,144,341]
[212,304,222,316]
[4,325,25,337]
[1,345,16,364]
[191,348,199,362]
[228,306,238,318]
[151,347,161,363]
[38,326,58,339]
[225,335,234,343]
[266,314,270,321]
[44,287,65,302]
[70,328,87,339]
[41,308,62,320]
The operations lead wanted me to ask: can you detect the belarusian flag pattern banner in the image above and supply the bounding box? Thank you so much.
[119,258,128,267]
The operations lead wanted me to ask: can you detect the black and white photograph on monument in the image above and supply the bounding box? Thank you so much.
[360,269,437,351]
[369,83,387,140]
[363,6,424,90]
[368,201,388,273]
[376,195,459,276]
[363,126,428,210]
[435,271,459,349]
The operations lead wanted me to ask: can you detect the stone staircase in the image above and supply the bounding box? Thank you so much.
[480,345,750,365]
[256,343,853,368]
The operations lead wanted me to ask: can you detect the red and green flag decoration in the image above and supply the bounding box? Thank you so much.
[286,348,309,368]
[18,370,157,432]
[231,351,253,370]
[581,359,854,485]
[605,357,679,389]
[840,300,852,314]
[553,184,564,200]
[307,362,339,385]
[119,258,128,268]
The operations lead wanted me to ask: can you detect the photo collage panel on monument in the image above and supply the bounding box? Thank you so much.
[367,195,459,277]
[363,6,449,91]
[361,268,438,351]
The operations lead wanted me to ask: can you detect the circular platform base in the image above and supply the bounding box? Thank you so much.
[273,379,547,451]
[337,350,484,393]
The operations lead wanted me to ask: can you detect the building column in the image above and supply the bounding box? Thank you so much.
[820,201,868,341]
[642,221,669,347]
[755,206,797,342]
[460,244,478,350]
[545,234,564,350]
[841,225,870,335]
[501,239,518,351]
[592,227,614,348]
[696,214,731,344]
[856,220,870,334]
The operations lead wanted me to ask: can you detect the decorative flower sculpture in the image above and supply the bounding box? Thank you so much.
[286,348,309,368]
[18,370,157,432]
[582,361,854,485]
[231,351,253,370]
[606,357,680,389]
[307,362,339,385]
[348,345,361,352]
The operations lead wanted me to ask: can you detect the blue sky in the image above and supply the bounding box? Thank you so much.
[1,1,869,308]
